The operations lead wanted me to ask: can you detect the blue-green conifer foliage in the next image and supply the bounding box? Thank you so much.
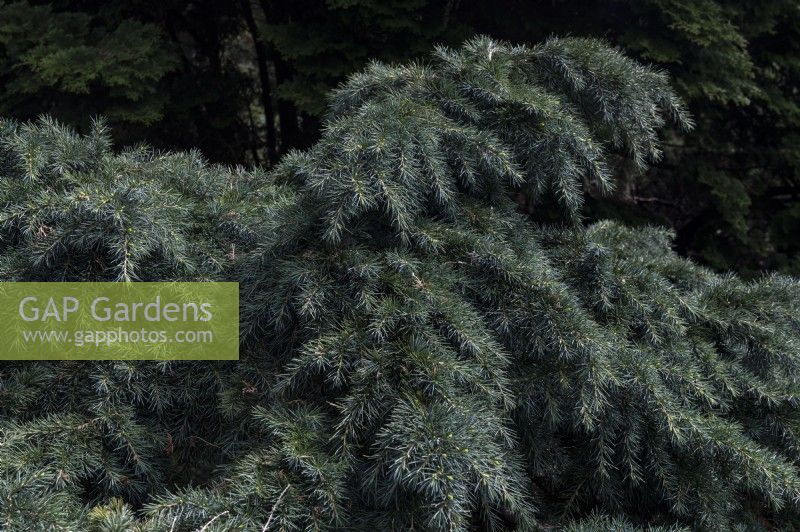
[1,37,799,531]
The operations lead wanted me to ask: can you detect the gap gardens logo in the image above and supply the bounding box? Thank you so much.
[0,282,238,360]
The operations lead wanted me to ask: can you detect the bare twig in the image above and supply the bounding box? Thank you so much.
[197,510,229,531]
[262,484,291,532]
[631,195,676,206]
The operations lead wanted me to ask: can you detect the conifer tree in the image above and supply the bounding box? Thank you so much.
[2,36,800,531]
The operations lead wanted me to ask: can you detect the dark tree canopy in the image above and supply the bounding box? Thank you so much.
[0,0,797,275]
[2,37,800,531]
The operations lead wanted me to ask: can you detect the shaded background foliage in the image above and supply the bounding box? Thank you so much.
[0,0,798,271]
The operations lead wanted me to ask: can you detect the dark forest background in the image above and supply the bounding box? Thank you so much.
[1,0,798,275]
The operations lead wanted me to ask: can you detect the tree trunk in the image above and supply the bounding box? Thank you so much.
[273,57,302,150]
[240,0,277,164]
[255,0,303,151]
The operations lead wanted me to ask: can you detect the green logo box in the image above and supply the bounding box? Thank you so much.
[0,282,239,360]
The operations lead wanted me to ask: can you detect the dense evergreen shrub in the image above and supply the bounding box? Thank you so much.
[1,37,799,531]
